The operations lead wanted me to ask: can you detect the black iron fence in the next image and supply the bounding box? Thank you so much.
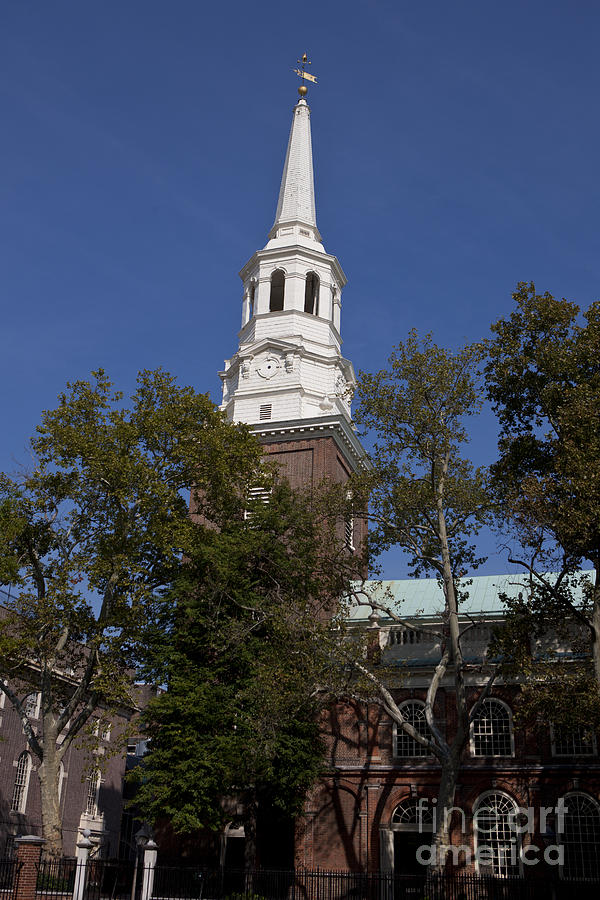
[29,862,600,900]
[151,866,204,900]
[36,857,77,898]
[0,859,21,900]
[36,858,135,900]
[150,867,600,900]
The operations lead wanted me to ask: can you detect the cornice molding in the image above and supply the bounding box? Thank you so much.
[249,414,369,473]
[239,246,347,288]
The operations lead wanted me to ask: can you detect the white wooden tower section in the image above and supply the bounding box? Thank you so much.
[219,94,356,430]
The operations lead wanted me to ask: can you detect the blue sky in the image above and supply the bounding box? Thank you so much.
[2,1,599,576]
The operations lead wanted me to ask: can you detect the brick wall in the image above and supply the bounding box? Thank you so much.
[0,696,128,857]
[297,685,600,872]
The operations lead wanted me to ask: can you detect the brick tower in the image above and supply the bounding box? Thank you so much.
[219,87,366,494]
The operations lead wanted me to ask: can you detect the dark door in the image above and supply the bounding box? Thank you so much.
[394,832,428,875]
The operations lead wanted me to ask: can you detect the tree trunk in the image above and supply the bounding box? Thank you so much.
[431,756,460,874]
[38,745,63,859]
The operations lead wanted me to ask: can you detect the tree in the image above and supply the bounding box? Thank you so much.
[133,478,362,869]
[351,331,494,867]
[0,369,263,857]
[485,282,600,710]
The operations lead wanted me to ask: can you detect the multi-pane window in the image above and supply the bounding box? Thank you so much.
[552,725,596,757]
[394,702,430,757]
[474,792,521,877]
[11,752,31,813]
[24,693,39,718]
[560,793,600,879]
[92,719,111,741]
[84,770,101,817]
[471,699,513,757]
[391,798,434,828]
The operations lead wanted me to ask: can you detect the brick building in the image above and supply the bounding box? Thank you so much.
[0,590,146,858]
[296,575,600,878]
[216,84,600,880]
[0,681,128,858]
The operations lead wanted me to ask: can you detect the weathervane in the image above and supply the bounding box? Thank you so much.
[293,53,318,97]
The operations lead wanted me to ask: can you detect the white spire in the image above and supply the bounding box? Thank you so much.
[219,90,358,447]
[270,99,318,238]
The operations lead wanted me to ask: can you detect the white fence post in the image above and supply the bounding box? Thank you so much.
[72,830,93,900]
[140,840,158,900]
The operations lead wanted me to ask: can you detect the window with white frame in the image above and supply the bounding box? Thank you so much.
[92,719,110,741]
[473,791,521,877]
[391,797,434,830]
[559,792,600,879]
[84,769,101,817]
[24,693,39,719]
[58,762,66,802]
[471,699,514,757]
[11,752,32,813]
[394,702,430,757]
[551,724,596,757]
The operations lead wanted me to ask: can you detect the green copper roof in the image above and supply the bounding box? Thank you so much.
[348,571,594,622]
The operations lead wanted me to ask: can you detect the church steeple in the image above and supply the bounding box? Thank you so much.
[269,97,321,243]
[218,86,365,473]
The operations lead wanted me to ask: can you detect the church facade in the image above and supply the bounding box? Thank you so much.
[217,87,600,881]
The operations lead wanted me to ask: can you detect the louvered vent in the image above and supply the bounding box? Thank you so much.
[259,403,272,421]
[244,486,272,521]
[345,516,354,551]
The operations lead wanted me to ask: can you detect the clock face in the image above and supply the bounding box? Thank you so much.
[257,356,280,379]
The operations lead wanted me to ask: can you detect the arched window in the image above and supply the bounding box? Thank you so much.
[394,702,430,758]
[269,269,285,312]
[391,797,434,831]
[473,791,521,877]
[11,752,31,813]
[559,792,600,879]
[304,271,319,315]
[249,282,256,318]
[471,699,514,757]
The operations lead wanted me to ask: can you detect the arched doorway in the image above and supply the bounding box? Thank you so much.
[381,797,434,876]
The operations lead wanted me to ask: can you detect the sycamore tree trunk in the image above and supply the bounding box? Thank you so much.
[431,461,470,873]
[431,723,469,872]
[432,758,459,866]
[38,719,63,859]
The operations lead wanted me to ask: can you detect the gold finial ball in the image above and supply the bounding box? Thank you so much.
[298,84,308,97]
